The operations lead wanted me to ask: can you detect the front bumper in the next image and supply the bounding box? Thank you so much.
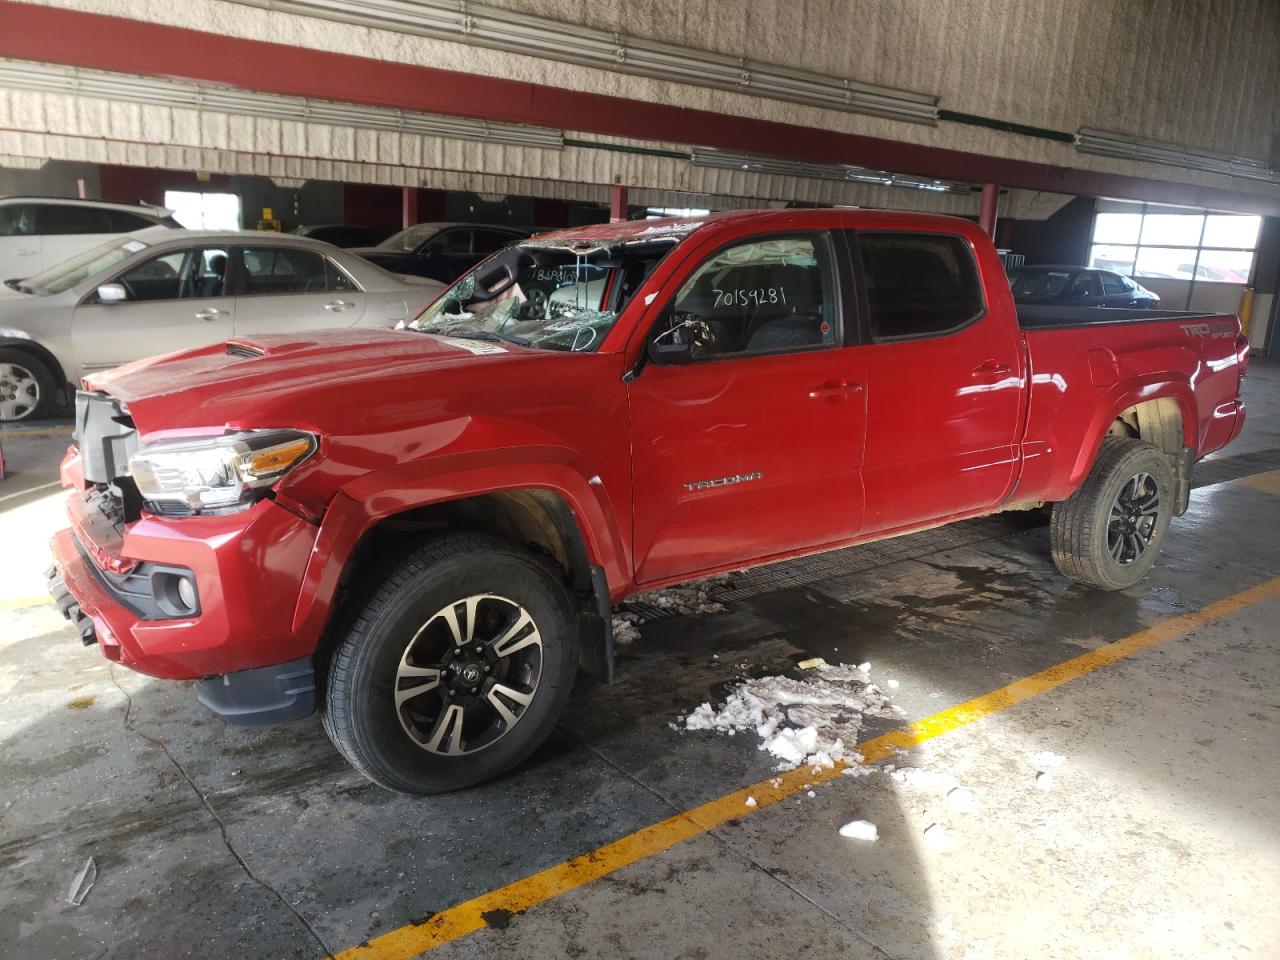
[49,480,324,684]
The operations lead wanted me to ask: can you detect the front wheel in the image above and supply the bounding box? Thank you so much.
[1050,437,1175,590]
[0,349,56,422]
[322,534,578,794]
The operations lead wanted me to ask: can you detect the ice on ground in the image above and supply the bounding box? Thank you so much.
[839,820,878,841]
[806,790,816,798]
[744,795,757,808]
[1034,750,1068,768]
[612,575,730,645]
[611,612,643,645]
[1035,770,1054,791]
[887,679,900,689]
[680,662,896,770]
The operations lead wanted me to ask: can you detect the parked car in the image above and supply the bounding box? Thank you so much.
[351,222,532,282]
[291,224,390,249]
[1007,265,1161,308]
[0,197,181,283]
[48,209,1248,794]
[0,229,443,420]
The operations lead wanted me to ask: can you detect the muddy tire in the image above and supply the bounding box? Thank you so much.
[322,534,577,794]
[1050,438,1175,590]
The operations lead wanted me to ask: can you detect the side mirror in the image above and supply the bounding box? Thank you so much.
[646,337,693,365]
[96,283,127,304]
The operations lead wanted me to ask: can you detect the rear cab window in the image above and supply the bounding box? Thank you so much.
[857,232,984,340]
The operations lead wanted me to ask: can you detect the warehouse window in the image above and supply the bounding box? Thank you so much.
[164,190,241,231]
[1088,203,1260,284]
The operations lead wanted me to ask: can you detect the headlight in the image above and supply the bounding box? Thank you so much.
[129,430,316,515]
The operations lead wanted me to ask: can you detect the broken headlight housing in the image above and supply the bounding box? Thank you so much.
[128,430,317,515]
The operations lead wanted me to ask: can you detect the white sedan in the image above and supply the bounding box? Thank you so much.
[0,229,444,421]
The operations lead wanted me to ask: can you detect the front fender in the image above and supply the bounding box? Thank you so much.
[289,446,629,642]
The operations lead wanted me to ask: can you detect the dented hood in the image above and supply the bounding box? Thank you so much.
[87,328,537,434]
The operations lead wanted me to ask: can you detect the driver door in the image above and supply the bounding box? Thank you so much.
[71,246,234,376]
[627,230,866,584]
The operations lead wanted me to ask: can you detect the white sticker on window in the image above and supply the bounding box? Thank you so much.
[122,240,147,253]
[434,335,507,355]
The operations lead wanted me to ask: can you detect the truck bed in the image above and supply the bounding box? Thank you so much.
[1017,304,1224,330]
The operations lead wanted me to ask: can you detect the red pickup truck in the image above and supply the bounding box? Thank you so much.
[47,209,1249,793]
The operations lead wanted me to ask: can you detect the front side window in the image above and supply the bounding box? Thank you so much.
[411,239,673,352]
[115,247,229,301]
[1100,272,1127,296]
[240,247,328,295]
[658,234,837,358]
[858,232,983,340]
[1070,271,1102,298]
[438,230,472,255]
[474,229,519,254]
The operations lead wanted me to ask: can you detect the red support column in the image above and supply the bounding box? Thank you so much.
[401,185,419,229]
[978,182,999,238]
[609,184,629,223]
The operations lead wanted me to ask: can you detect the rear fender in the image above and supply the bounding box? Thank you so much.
[1068,376,1197,491]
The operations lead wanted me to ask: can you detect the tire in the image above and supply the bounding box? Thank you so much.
[0,348,56,422]
[1050,437,1175,590]
[322,533,578,794]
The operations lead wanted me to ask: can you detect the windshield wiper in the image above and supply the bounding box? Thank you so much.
[440,327,532,347]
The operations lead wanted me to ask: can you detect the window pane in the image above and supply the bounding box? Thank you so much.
[1089,245,1136,275]
[473,229,517,254]
[0,203,36,237]
[1193,249,1253,283]
[1134,247,1197,279]
[37,204,113,235]
[1093,213,1141,244]
[1139,213,1203,247]
[1201,215,1261,250]
[324,259,357,292]
[118,251,189,301]
[1100,272,1127,295]
[671,234,835,356]
[859,233,982,340]
[441,230,472,254]
[241,247,328,295]
[106,211,153,232]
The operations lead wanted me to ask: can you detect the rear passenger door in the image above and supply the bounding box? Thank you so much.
[628,230,866,584]
[232,246,367,335]
[853,231,1024,533]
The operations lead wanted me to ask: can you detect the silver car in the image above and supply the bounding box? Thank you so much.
[0,229,444,421]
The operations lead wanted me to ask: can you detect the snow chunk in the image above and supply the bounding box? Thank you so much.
[1035,771,1054,791]
[887,679,900,689]
[612,613,642,646]
[839,820,878,841]
[744,795,757,808]
[679,663,896,770]
[946,787,980,814]
[923,823,956,851]
[1034,750,1068,768]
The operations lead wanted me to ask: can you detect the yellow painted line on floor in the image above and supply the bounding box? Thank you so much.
[336,574,1280,960]
[1232,469,1280,497]
[0,594,51,612]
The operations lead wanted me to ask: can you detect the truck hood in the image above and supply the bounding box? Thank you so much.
[88,328,539,433]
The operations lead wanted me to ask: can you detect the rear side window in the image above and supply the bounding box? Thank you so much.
[240,247,328,295]
[0,203,36,236]
[858,233,983,340]
[36,204,115,235]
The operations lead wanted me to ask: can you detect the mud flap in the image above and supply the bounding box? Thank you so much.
[577,564,615,684]
[1173,446,1194,516]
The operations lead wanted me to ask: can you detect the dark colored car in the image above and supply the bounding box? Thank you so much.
[351,222,532,283]
[291,224,390,248]
[1007,265,1161,309]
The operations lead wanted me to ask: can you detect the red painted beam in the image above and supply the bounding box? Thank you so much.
[978,182,999,237]
[401,185,418,230]
[609,184,629,223]
[0,0,1275,216]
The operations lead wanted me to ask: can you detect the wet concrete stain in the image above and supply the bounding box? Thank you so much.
[66,695,95,710]
[481,907,518,930]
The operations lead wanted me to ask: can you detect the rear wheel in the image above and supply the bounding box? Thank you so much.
[0,349,55,422]
[322,534,578,794]
[1050,437,1175,590]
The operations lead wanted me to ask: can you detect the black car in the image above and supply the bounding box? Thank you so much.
[291,224,390,248]
[350,222,533,283]
[1007,265,1161,309]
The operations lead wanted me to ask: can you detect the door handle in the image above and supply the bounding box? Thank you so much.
[195,309,226,321]
[971,360,1012,379]
[324,300,353,312]
[808,379,863,401]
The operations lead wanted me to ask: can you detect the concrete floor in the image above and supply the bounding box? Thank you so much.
[2,363,1279,960]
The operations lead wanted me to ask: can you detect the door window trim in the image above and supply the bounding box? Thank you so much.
[851,229,988,344]
[644,229,844,365]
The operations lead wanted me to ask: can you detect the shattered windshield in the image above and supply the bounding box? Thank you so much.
[409,239,674,352]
